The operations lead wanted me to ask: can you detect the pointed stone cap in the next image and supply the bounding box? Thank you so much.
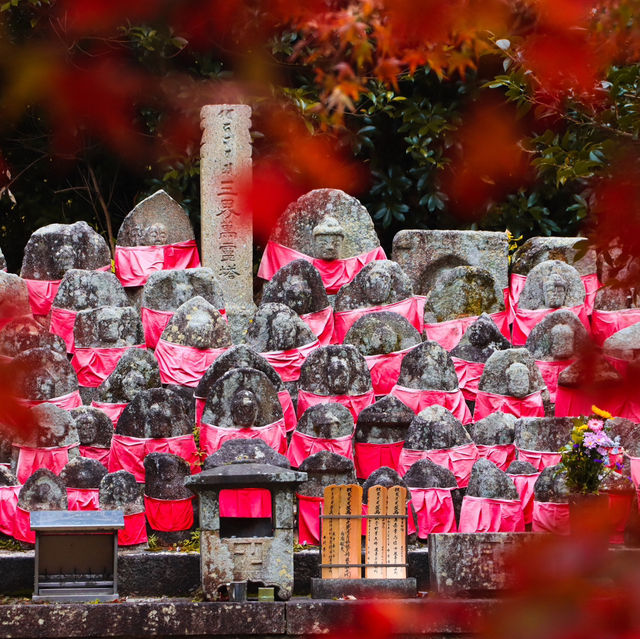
[116,190,195,247]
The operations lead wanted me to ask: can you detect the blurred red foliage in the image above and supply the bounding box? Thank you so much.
[441,97,532,217]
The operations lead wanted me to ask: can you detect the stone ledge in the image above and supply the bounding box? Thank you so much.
[0,600,285,638]
[0,598,499,638]
[285,599,500,636]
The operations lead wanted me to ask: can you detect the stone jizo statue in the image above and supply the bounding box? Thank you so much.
[312,216,344,261]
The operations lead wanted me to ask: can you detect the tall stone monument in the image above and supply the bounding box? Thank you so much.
[200,105,255,342]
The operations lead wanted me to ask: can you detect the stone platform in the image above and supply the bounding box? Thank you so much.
[0,598,497,638]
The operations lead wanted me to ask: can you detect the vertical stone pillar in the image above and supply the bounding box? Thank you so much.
[200,104,255,343]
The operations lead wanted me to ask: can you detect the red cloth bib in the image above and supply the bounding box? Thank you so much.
[512,304,589,346]
[517,448,561,472]
[535,359,573,403]
[155,339,228,387]
[509,472,540,525]
[67,487,100,511]
[592,308,640,346]
[118,511,148,546]
[459,495,525,533]
[108,434,200,481]
[296,388,376,420]
[300,307,334,346]
[141,307,173,349]
[506,274,526,322]
[398,443,479,487]
[582,273,601,315]
[24,265,110,317]
[451,358,485,402]
[473,390,546,421]
[199,419,287,457]
[115,239,200,287]
[287,430,354,467]
[14,444,78,485]
[49,306,78,353]
[90,400,128,428]
[628,456,640,490]
[72,344,145,388]
[608,492,633,545]
[141,307,227,349]
[13,506,35,544]
[364,345,420,396]
[219,489,272,518]
[555,385,631,419]
[423,310,510,352]
[297,494,323,546]
[23,278,61,316]
[354,440,404,479]
[261,340,319,383]
[277,389,297,433]
[331,296,427,344]
[407,487,457,539]
[389,385,472,424]
[532,501,570,535]
[476,443,517,471]
[257,241,387,294]
[79,445,111,468]
[144,495,195,531]
[0,486,20,536]
[17,390,83,412]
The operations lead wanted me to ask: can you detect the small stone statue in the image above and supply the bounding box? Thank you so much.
[299,345,373,396]
[450,314,511,363]
[94,349,161,404]
[296,403,354,439]
[335,261,413,311]
[245,303,316,352]
[518,260,585,310]
[343,312,421,356]
[260,259,329,316]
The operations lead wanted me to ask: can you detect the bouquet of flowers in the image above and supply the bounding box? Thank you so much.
[559,406,621,495]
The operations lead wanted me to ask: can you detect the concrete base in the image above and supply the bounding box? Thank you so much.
[311,577,417,599]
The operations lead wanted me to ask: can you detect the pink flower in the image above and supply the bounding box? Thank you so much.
[587,418,604,432]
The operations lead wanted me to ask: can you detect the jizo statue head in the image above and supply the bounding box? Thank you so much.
[143,223,168,246]
[312,216,344,261]
[311,410,341,439]
[271,311,298,351]
[231,389,259,428]
[543,273,569,309]
[283,274,313,314]
[362,263,392,305]
[505,362,530,398]
[550,323,575,360]
[370,324,397,354]
[327,356,350,395]
[97,308,121,344]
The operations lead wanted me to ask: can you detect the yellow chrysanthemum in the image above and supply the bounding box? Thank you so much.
[592,405,612,419]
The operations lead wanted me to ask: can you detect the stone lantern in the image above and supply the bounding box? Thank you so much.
[186,461,307,601]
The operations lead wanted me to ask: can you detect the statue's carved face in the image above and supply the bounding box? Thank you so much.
[57,245,76,272]
[75,414,97,444]
[311,411,341,439]
[370,324,397,354]
[283,275,313,314]
[362,265,392,305]
[312,232,343,261]
[34,374,55,398]
[272,312,298,350]
[231,390,259,428]
[550,324,575,360]
[543,273,568,309]
[506,362,530,398]
[467,322,489,348]
[97,310,120,344]
[185,308,214,348]
[121,370,146,400]
[143,223,168,246]
[327,357,350,395]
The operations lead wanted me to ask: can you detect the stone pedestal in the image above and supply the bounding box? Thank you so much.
[200,105,255,343]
